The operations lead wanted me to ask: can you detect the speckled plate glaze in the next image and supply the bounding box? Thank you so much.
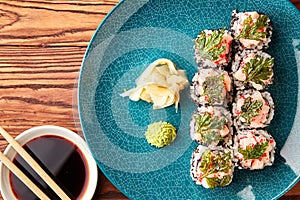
[78,0,300,199]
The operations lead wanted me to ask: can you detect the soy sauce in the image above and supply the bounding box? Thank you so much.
[10,135,88,200]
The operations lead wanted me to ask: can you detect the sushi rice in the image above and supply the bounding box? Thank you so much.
[232,89,274,129]
[230,9,273,51]
[232,49,274,90]
[233,129,276,170]
[190,106,233,147]
[190,145,234,189]
[189,9,276,190]
[193,28,233,68]
[190,68,232,107]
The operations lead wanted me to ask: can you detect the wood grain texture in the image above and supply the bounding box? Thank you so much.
[0,1,299,200]
[0,0,116,46]
[291,0,300,9]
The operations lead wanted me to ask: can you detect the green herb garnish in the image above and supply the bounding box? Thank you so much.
[194,28,226,61]
[238,141,269,160]
[206,175,232,189]
[237,15,269,40]
[203,74,225,105]
[199,149,232,189]
[243,55,274,86]
[194,113,226,144]
[239,97,263,125]
[201,131,224,145]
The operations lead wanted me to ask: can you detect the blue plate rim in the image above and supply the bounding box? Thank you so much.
[77,0,132,198]
[77,0,300,199]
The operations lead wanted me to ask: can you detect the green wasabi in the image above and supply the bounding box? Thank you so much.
[145,121,177,148]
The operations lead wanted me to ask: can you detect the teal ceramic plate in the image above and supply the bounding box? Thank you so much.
[78,0,300,199]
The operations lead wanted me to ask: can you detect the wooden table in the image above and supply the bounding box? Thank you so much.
[0,0,299,199]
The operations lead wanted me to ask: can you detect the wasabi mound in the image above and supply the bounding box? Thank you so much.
[145,121,177,148]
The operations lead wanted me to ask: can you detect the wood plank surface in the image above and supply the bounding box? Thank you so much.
[0,1,299,200]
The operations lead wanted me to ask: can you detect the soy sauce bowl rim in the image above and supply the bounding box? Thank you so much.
[0,125,98,200]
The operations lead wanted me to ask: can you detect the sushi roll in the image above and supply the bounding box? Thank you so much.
[232,50,274,90]
[190,106,233,147]
[230,9,272,50]
[190,68,232,107]
[193,28,233,68]
[233,129,276,170]
[190,146,234,189]
[232,90,274,129]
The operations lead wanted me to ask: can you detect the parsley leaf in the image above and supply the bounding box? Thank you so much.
[238,141,269,160]
[199,150,232,189]
[201,131,224,145]
[203,74,225,105]
[194,113,226,144]
[243,55,274,86]
[206,175,232,190]
[239,97,263,125]
[237,14,269,40]
[194,28,226,61]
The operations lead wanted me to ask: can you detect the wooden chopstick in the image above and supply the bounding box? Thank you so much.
[0,127,71,200]
[0,151,50,200]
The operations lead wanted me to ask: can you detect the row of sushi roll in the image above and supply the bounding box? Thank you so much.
[189,9,276,189]
[230,8,276,172]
